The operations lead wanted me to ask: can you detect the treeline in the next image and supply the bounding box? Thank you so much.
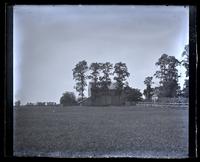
[60,44,189,105]
[60,62,138,106]
[15,45,189,107]
[14,101,58,106]
[143,45,189,100]
[72,61,131,101]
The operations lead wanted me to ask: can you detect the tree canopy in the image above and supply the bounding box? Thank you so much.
[181,45,189,97]
[113,62,130,93]
[72,60,88,101]
[154,54,180,97]
[143,76,154,100]
[60,91,77,106]
[124,86,142,102]
[88,62,102,88]
[182,45,189,77]
[99,62,113,89]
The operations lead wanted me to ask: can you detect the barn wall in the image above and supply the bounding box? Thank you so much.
[89,89,125,106]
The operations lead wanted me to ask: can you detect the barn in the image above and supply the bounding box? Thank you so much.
[80,82,127,106]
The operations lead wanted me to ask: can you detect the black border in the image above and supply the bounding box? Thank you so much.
[189,6,197,159]
[1,0,198,160]
[5,5,13,158]
[0,3,5,159]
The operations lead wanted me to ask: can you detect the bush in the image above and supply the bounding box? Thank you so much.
[125,87,143,102]
[37,102,46,106]
[60,91,77,106]
[15,100,21,106]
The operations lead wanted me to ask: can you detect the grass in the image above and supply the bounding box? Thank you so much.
[13,106,188,158]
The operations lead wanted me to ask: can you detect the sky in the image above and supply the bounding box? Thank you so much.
[13,5,189,104]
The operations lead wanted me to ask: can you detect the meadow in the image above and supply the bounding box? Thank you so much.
[14,105,188,158]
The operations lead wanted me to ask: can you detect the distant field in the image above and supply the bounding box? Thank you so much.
[14,106,188,158]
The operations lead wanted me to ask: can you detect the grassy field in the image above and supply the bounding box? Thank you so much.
[13,106,188,158]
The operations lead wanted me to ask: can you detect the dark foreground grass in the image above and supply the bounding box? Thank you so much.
[14,106,188,158]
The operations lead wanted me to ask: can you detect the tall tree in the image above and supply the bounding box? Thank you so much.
[99,62,113,89]
[113,62,130,103]
[72,60,88,101]
[143,76,154,100]
[99,62,113,104]
[113,62,130,91]
[88,62,102,103]
[154,54,180,97]
[88,62,102,88]
[182,45,189,98]
[154,54,169,85]
[182,79,189,97]
[182,45,189,77]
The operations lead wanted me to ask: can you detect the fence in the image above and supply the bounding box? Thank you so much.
[136,102,189,108]
[157,97,188,103]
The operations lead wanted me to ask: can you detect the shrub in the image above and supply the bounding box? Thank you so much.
[60,91,77,106]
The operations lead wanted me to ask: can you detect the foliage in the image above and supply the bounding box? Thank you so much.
[182,45,189,77]
[60,91,77,106]
[72,60,88,101]
[124,86,142,102]
[113,62,130,93]
[36,102,46,106]
[182,79,189,98]
[15,100,21,106]
[158,80,180,97]
[99,62,113,89]
[144,76,154,86]
[154,54,180,97]
[181,45,189,98]
[143,76,154,100]
[88,62,102,88]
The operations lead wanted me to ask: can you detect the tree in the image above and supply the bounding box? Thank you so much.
[60,91,77,106]
[88,62,102,102]
[36,102,46,106]
[182,45,189,98]
[98,62,113,104]
[124,86,142,102]
[113,62,130,92]
[159,80,180,97]
[182,79,189,98]
[143,76,154,100]
[72,60,88,102]
[154,54,180,97]
[154,54,169,86]
[15,100,21,106]
[182,45,189,77]
[88,62,102,88]
[99,62,113,89]
[113,62,130,104]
